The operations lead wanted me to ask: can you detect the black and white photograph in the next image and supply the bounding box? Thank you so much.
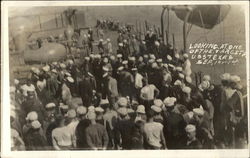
[1,1,249,157]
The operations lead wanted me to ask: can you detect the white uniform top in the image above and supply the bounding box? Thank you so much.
[52,126,73,148]
[135,73,143,89]
[140,84,157,101]
[144,122,163,147]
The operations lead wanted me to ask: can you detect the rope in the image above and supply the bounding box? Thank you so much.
[186,23,193,37]
[198,10,208,42]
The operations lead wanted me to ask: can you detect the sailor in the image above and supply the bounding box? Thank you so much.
[65,109,79,148]
[52,115,74,150]
[163,97,186,149]
[79,71,96,107]
[114,107,135,149]
[95,107,105,125]
[103,72,119,109]
[143,109,166,149]
[24,120,48,150]
[75,106,90,149]
[140,78,160,114]
[85,112,109,150]
[184,124,202,149]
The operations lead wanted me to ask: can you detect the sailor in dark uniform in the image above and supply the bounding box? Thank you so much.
[184,124,202,149]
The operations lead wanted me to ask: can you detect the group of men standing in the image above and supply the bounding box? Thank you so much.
[10,22,248,151]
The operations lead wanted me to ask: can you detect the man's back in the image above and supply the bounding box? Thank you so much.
[144,122,163,148]
[85,123,109,149]
[75,119,91,149]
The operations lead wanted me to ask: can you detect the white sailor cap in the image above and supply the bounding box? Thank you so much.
[131,68,138,71]
[60,63,66,69]
[59,104,69,110]
[186,111,194,119]
[138,56,143,62]
[154,41,160,46]
[156,58,163,63]
[200,80,210,90]
[102,66,109,72]
[103,72,109,78]
[103,57,109,63]
[85,56,90,61]
[182,86,192,94]
[26,111,38,121]
[42,65,50,72]
[14,79,19,85]
[164,97,177,107]
[151,62,158,68]
[183,53,189,58]
[130,56,136,61]
[117,66,124,71]
[117,54,123,58]
[174,80,182,86]
[127,108,135,113]
[149,54,156,59]
[76,106,87,115]
[220,73,231,81]
[151,105,162,113]
[66,77,74,83]
[136,105,145,114]
[168,64,175,69]
[100,99,109,105]
[167,55,172,61]
[95,107,104,113]
[110,55,115,60]
[185,76,192,83]
[88,106,95,112]
[175,53,180,59]
[31,120,41,129]
[65,72,71,77]
[117,97,128,107]
[32,68,40,75]
[67,60,74,65]
[148,59,155,63]
[193,107,204,116]
[178,73,185,79]
[31,67,36,72]
[203,75,211,81]
[51,69,57,74]
[176,67,183,72]
[45,103,56,109]
[230,75,241,83]
[96,54,101,59]
[185,124,196,132]
[153,99,164,107]
[122,60,128,65]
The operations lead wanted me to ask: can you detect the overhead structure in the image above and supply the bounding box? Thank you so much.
[161,5,231,53]
[24,43,67,63]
